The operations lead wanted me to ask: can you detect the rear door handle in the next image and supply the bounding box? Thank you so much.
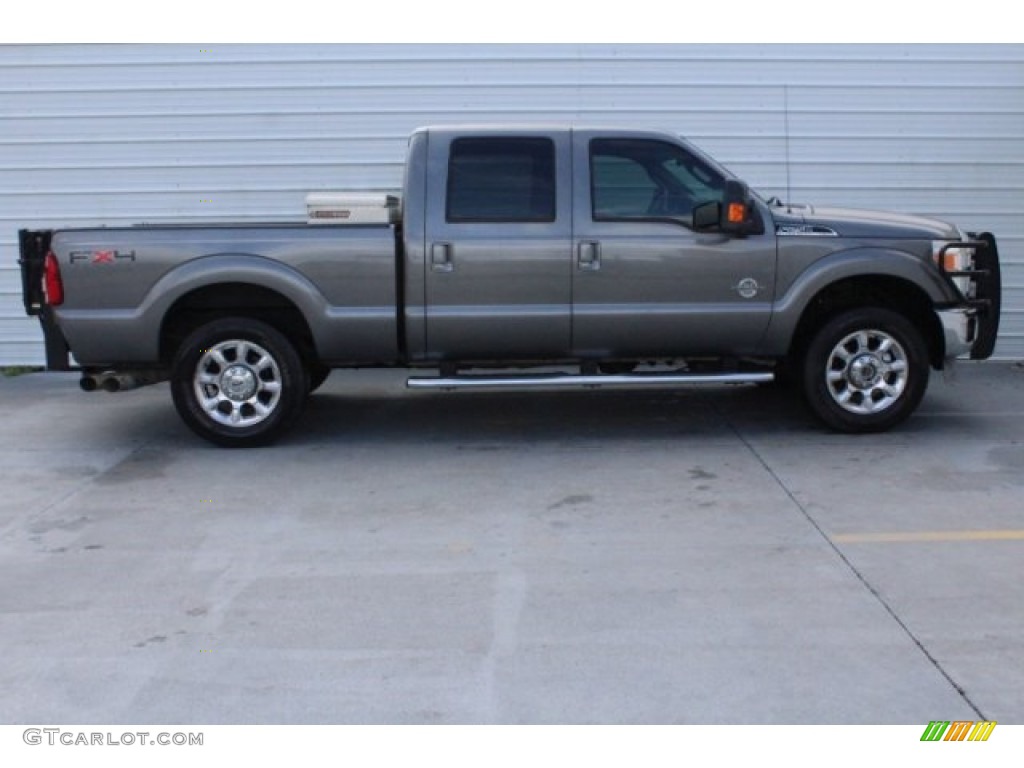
[578,241,601,271]
[431,242,454,273]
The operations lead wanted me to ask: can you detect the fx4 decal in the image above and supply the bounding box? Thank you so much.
[69,250,137,264]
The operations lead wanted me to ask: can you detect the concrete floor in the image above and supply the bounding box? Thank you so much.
[1,362,1022,723]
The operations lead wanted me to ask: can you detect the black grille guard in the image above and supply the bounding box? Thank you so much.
[935,234,1001,360]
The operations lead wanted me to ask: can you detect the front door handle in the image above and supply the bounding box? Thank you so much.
[431,242,454,273]
[578,241,601,271]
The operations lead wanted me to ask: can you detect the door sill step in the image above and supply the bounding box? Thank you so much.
[406,371,773,391]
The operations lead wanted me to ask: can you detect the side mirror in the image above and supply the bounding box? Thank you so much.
[692,200,720,231]
[693,181,761,236]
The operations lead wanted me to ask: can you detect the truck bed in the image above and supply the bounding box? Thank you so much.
[26,223,403,368]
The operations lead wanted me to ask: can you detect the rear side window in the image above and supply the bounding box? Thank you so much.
[446,137,556,223]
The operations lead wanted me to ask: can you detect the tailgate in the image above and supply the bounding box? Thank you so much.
[18,228,72,369]
[18,229,50,316]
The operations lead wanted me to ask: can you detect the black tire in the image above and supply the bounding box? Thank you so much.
[307,363,331,394]
[801,307,929,433]
[171,317,309,447]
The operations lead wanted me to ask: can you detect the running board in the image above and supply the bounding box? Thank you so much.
[406,371,773,391]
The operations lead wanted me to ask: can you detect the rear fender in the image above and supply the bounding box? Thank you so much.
[58,254,329,365]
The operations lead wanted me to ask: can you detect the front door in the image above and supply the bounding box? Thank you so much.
[570,132,777,359]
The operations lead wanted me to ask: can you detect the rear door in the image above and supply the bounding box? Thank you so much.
[570,131,777,358]
[423,130,573,361]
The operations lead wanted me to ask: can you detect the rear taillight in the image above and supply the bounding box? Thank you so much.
[43,250,64,306]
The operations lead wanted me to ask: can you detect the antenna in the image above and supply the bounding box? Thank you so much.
[784,84,792,213]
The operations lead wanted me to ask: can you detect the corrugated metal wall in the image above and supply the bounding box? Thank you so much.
[2,43,1022,363]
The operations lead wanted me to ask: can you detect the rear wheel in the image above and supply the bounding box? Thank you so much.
[171,317,308,447]
[802,308,929,433]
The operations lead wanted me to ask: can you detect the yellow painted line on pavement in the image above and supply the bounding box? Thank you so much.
[833,529,1024,544]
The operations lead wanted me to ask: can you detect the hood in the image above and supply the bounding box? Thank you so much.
[774,204,960,240]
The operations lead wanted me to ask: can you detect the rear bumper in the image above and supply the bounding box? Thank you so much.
[38,306,74,371]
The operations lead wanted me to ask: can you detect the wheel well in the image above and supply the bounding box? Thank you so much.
[160,283,317,365]
[789,276,946,368]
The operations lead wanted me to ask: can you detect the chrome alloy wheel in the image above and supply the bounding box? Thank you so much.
[824,329,909,415]
[193,339,283,427]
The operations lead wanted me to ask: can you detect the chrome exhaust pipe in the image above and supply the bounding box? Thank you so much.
[100,374,149,392]
[81,371,164,393]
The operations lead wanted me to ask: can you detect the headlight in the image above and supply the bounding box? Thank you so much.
[932,240,975,297]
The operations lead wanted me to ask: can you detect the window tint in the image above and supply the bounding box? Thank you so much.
[590,139,725,223]
[447,137,556,223]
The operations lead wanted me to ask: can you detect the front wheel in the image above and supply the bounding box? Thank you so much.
[801,308,930,433]
[171,317,309,447]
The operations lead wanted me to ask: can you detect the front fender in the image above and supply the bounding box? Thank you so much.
[760,245,955,355]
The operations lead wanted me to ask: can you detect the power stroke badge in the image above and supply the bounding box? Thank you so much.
[734,277,760,299]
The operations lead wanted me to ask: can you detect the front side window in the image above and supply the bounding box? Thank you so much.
[590,139,725,224]
[446,137,556,223]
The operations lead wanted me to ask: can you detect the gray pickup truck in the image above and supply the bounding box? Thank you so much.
[19,125,1001,446]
